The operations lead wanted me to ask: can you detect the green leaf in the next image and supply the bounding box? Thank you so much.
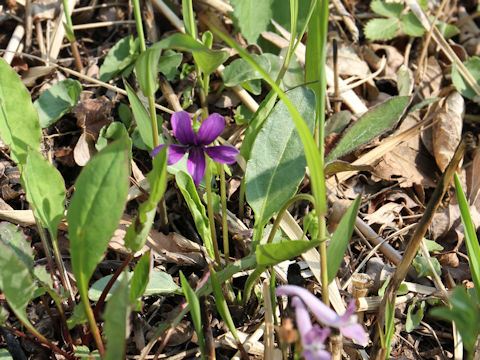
[0,238,36,332]
[175,171,214,259]
[400,13,425,37]
[89,270,180,302]
[230,0,274,44]
[74,346,100,359]
[397,64,413,96]
[157,50,183,81]
[0,348,13,359]
[436,20,460,39]
[67,303,88,329]
[370,0,404,18]
[256,239,321,267]
[240,91,277,161]
[384,298,395,358]
[24,149,66,239]
[222,55,270,87]
[67,137,129,299]
[326,96,409,161]
[452,56,480,101]
[455,173,480,300]
[99,35,139,82]
[180,271,205,358]
[406,300,425,332]
[150,34,229,76]
[135,47,162,97]
[33,79,82,128]
[0,58,42,166]
[0,222,34,269]
[324,161,373,176]
[125,146,167,252]
[431,286,480,354]
[129,251,152,305]
[364,18,399,41]
[96,122,131,153]
[324,111,351,136]
[422,239,444,253]
[246,87,315,228]
[412,256,441,278]
[124,79,154,150]
[182,0,198,39]
[326,196,361,282]
[303,210,319,240]
[104,272,129,360]
[408,97,440,113]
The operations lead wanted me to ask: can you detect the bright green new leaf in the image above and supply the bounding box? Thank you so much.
[256,239,321,267]
[406,300,425,332]
[431,286,480,354]
[400,13,425,37]
[104,273,130,360]
[67,303,88,329]
[99,35,139,82]
[326,196,360,283]
[67,137,129,300]
[412,256,441,278]
[135,47,162,97]
[125,146,167,252]
[436,20,460,39]
[130,251,152,305]
[149,33,229,76]
[364,18,399,41]
[175,171,214,259]
[326,96,409,161]
[246,87,315,228]
[0,58,42,166]
[157,50,183,81]
[124,79,154,150]
[180,271,205,359]
[370,0,403,18]
[455,173,480,300]
[452,56,480,101]
[24,149,66,239]
[34,79,82,128]
[0,240,36,333]
[230,0,274,44]
[222,55,270,87]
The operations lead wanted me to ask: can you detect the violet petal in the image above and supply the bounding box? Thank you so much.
[196,113,225,145]
[276,285,338,325]
[168,144,187,165]
[151,144,166,158]
[292,296,313,339]
[171,111,195,145]
[303,349,331,360]
[339,323,368,347]
[187,146,206,185]
[204,145,238,164]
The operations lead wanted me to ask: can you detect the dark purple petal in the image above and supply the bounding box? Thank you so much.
[204,145,238,164]
[276,285,338,325]
[171,111,195,145]
[151,144,166,158]
[168,144,187,165]
[196,113,225,145]
[187,146,206,185]
[339,323,368,346]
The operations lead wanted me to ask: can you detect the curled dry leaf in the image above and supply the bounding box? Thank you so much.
[420,56,442,99]
[432,91,464,172]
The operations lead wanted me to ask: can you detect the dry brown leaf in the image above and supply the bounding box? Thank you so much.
[372,116,437,187]
[73,132,97,167]
[467,148,480,207]
[421,56,442,99]
[31,0,58,21]
[363,202,404,227]
[370,44,404,78]
[327,42,370,77]
[73,97,113,140]
[432,92,464,172]
[21,66,55,87]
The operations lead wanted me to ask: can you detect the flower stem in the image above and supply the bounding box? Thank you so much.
[205,158,221,265]
[219,163,229,261]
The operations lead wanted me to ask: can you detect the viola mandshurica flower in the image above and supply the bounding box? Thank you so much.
[151,111,239,185]
[292,296,331,360]
[276,285,368,347]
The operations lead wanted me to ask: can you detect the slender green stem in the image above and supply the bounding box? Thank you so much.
[242,266,265,304]
[61,0,82,71]
[33,216,55,284]
[205,158,221,265]
[132,0,146,53]
[81,287,105,355]
[148,95,160,148]
[266,193,315,244]
[238,177,246,219]
[219,164,229,261]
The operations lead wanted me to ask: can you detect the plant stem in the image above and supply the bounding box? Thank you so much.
[219,163,229,261]
[61,0,83,71]
[81,288,105,356]
[132,0,146,52]
[238,177,246,219]
[148,94,160,148]
[205,158,221,265]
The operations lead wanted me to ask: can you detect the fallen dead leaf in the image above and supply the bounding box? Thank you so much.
[432,91,464,172]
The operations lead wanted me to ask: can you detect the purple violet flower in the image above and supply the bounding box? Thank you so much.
[292,296,331,360]
[151,111,239,185]
[276,285,368,347]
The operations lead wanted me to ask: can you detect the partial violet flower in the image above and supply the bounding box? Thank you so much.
[292,296,331,360]
[276,285,368,347]
[151,111,239,185]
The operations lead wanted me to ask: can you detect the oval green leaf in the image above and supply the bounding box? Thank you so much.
[245,86,315,227]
